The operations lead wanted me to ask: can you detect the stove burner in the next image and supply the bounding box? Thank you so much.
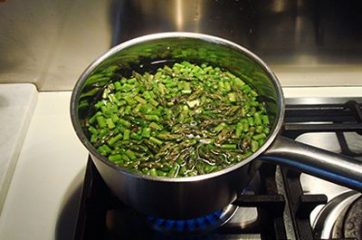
[343,196,362,240]
[147,205,238,235]
[313,191,362,239]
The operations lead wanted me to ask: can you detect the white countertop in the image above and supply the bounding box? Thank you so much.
[0,91,88,240]
[0,84,37,214]
[0,86,362,240]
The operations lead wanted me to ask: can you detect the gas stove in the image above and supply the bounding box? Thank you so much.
[73,98,362,240]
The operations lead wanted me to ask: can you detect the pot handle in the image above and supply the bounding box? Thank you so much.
[261,136,362,191]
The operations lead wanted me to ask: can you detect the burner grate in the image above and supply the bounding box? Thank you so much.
[284,100,362,139]
[281,169,328,240]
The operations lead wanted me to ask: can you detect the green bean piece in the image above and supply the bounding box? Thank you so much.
[235,122,243,138]
[131,132,142,141]
[86,61,271,177]
[90,134,98,143]
[261,115,270,125]
[204,165,217,173]
[224,82,231,92]
[108,133,122,146]
[106,118,115,129]
[96,116,107,128]
[123,129,130,140]
[88,126,97,135]
[122,106,130,114]
[253,133,267,141]
[157,133,181,140]
[109,154,123,162]
[254,112,262,126]
[142,127,151,138]
[88,112,101,124]
[168,164,179,177]
[251,140,259,152]
[111,114,119,123]
[114,81,121,90]
[221,144,237,150]
[150,168,158,177]
[125,149,137,160]
[247,117,255,127]
[145,115,160,122]
[97,144,111,155]
[214,123,226,133]
[119,119,131,128]
[149,122,162,130]
[135,96,146,104]
[228,92,237,103]
[149,98,159,107]
[242,120,249,133]
[255,126,264,133]
[150,137,163,145]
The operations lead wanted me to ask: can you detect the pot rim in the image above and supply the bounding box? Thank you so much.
[70,32,285,183]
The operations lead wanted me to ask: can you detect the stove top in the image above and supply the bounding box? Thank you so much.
[74,99,362,240]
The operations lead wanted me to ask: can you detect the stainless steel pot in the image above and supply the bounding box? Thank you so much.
[71,32,362,219]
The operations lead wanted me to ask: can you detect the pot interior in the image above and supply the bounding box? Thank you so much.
[72,33,284,173]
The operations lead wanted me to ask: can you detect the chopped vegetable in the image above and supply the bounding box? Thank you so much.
[85,61,270,177]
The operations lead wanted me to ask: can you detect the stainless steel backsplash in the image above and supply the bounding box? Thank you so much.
[1,0,362,90]
[0,0,113,90]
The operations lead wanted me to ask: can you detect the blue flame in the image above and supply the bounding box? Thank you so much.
[147,209,223,233]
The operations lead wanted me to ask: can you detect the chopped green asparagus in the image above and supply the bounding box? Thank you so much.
[85,61,271,177]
